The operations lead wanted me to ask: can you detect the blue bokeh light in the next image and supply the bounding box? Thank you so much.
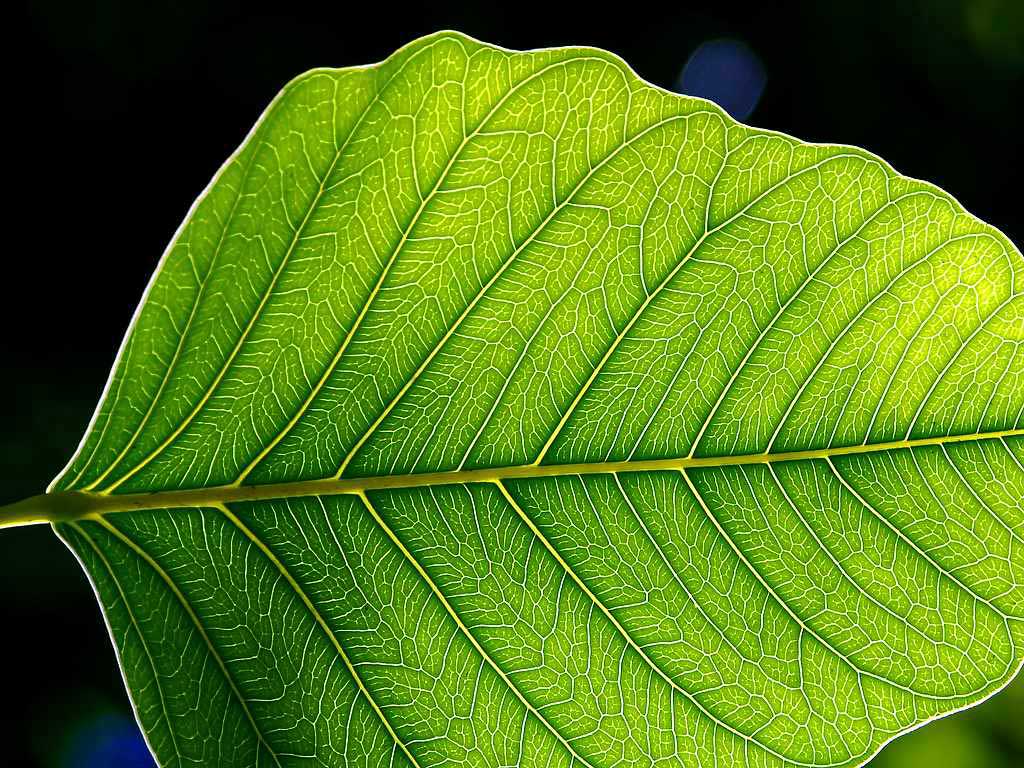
[677,39,767,120]
[63,713,155,768]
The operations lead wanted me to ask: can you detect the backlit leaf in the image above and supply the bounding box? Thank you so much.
[4,31,1023,768]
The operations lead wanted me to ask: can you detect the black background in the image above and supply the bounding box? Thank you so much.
[2,1,1021,766]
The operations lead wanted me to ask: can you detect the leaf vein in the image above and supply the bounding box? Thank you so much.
[92,515,285,768]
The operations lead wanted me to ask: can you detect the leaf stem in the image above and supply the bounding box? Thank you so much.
[0,492,97,530]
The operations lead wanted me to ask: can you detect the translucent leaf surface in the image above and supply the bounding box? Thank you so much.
[20,31,1024,768]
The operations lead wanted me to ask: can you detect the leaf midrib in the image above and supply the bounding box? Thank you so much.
[4,428,1020,528]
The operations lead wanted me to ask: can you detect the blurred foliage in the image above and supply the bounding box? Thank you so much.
[962,0,1024,71]
[872,671,1024,767]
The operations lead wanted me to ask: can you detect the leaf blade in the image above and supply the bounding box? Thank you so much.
[31,30,1024,768]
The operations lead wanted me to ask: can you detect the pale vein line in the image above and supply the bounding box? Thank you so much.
[766,464,998,683]
[688,186,936,460]
[905,292,1020,440]
[214,502,426,768]
[495,479,868,767]
[624,298,732,461]
[71,522,184,765]
[680,467,1000,700]
[354,490,599,768]
[937,445,1024,546]
[977,344,1021,432]
[85,145,261,492]
[457,225,614,470]
[825,457,1019,622]
[236,55,616,485]
[92,515,284,768]
[610,473,751,664]
[768,232,994,454]
[901,449,1019,665]
[1001,437,1024,474]
[620,130,732,457]
[64,332,137,489]
[97,39,451,494]
[335,110,727,478]
[537,152,889,466]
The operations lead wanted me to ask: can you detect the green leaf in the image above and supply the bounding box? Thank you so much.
[4,30,1023,768]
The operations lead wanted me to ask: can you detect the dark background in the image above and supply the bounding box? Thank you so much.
[2,1,1021,766]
